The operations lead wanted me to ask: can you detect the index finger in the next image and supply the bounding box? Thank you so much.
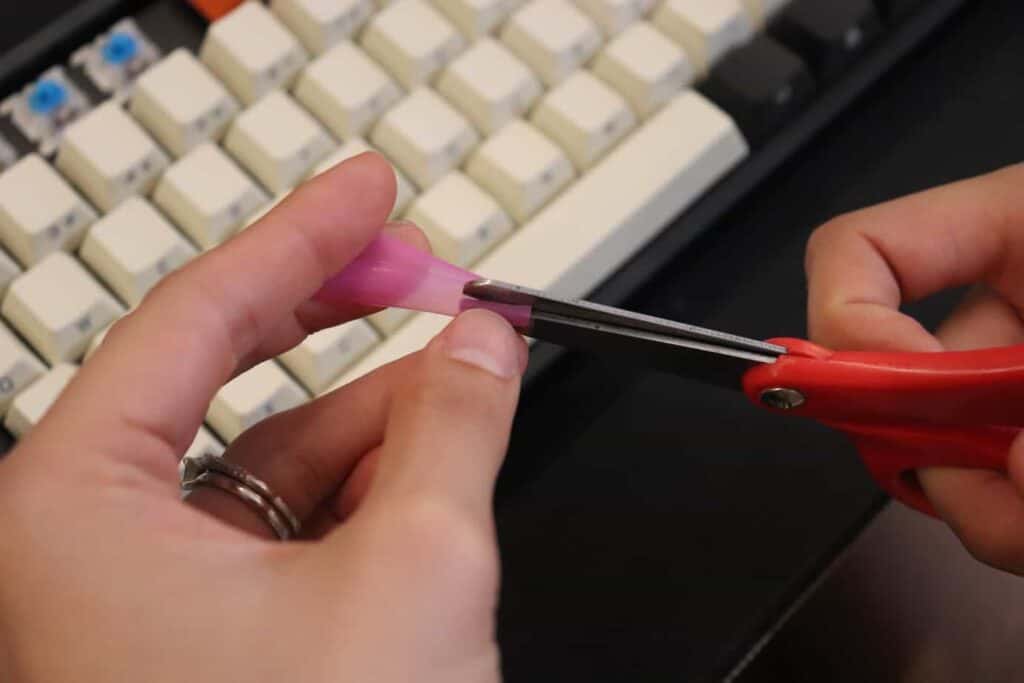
[805,163,1024,352]
[32,153,395,472]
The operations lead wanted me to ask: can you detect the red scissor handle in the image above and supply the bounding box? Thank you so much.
[742,338,1024,515]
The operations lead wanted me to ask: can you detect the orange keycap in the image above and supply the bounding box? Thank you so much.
[187,0,245,21]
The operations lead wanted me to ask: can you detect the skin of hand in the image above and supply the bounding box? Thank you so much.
[804,162,1024,574]
[0,152,528,682]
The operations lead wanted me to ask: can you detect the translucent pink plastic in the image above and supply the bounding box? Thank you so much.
[314,233,531,328]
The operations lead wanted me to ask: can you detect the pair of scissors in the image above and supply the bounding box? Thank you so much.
[462,279,1021,516]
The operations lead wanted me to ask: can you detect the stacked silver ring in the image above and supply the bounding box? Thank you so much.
[182,453,301,541]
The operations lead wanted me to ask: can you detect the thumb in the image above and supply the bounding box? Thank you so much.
[315,310,526,640]
[361,309,527,520]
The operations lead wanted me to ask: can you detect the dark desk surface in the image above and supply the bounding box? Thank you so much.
[494,1,1024,680]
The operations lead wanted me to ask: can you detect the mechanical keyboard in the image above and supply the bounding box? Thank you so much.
[0,0,965,464]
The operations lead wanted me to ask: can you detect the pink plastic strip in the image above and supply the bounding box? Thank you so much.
[314,233,532,329]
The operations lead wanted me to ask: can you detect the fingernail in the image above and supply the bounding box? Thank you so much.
[383,220,432,253]
[444,309,525,380]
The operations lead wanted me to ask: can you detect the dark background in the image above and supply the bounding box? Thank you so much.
[0,2,82,46]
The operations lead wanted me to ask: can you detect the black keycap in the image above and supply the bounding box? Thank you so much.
[874,0,927,21]
[699,36,815,147]
[769,0,884,83]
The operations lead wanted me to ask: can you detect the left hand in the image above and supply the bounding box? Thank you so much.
[0,152,527,682]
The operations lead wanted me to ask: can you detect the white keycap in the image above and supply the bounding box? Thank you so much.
[207,360,308,442]
[465,119,574,222]
[310,138,416,218]
[436,38,542,135]
[224,91,335,194]
[652,0,753,75]
[331,91,747,386]
[178,425,226,478]
[271,0,374,54]
[279,321,379,393]
[0,323,45,413]
[500,0,602,86]
[293,41,401,140]
[130,49,241,157]
[360,0,465,89]
[432,0,515,38]
[0,250,20,295]
[5,363,77,438]
[575,0,644,35]
[367,308,414,336]
[154,143,269,248]
[0,154,96,267]
[2,252,124,364]
[55,102,170,212]
[405,171,513,266]
[592,22,693,118]
[200,1,309,105]
[79,198,197,306]
[740,0,789,26]
[371,88,479,189]
[530,71,635,170]
[324,313,442,392]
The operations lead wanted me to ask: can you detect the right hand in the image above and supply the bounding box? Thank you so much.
[804,163,1024,574]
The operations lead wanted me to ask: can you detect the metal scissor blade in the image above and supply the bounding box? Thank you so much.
[463,279,786,390]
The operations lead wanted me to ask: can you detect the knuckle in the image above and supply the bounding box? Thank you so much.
[806,213,859,267]
[992,161,1024,188]
[389,498,499,590]
[951,515,1024,573]
[408,358,510,422]
[814,299,849,333]
[143,260,193,299]
[136,260,262,359]
[961,537,1023,573]
[97,312,134,346]
[407,380,492,425]
[137,267,207,326]
[821,209,865,234]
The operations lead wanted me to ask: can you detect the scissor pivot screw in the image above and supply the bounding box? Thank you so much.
[760,387,805,410]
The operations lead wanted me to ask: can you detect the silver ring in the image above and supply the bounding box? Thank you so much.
[182,453,301,541]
